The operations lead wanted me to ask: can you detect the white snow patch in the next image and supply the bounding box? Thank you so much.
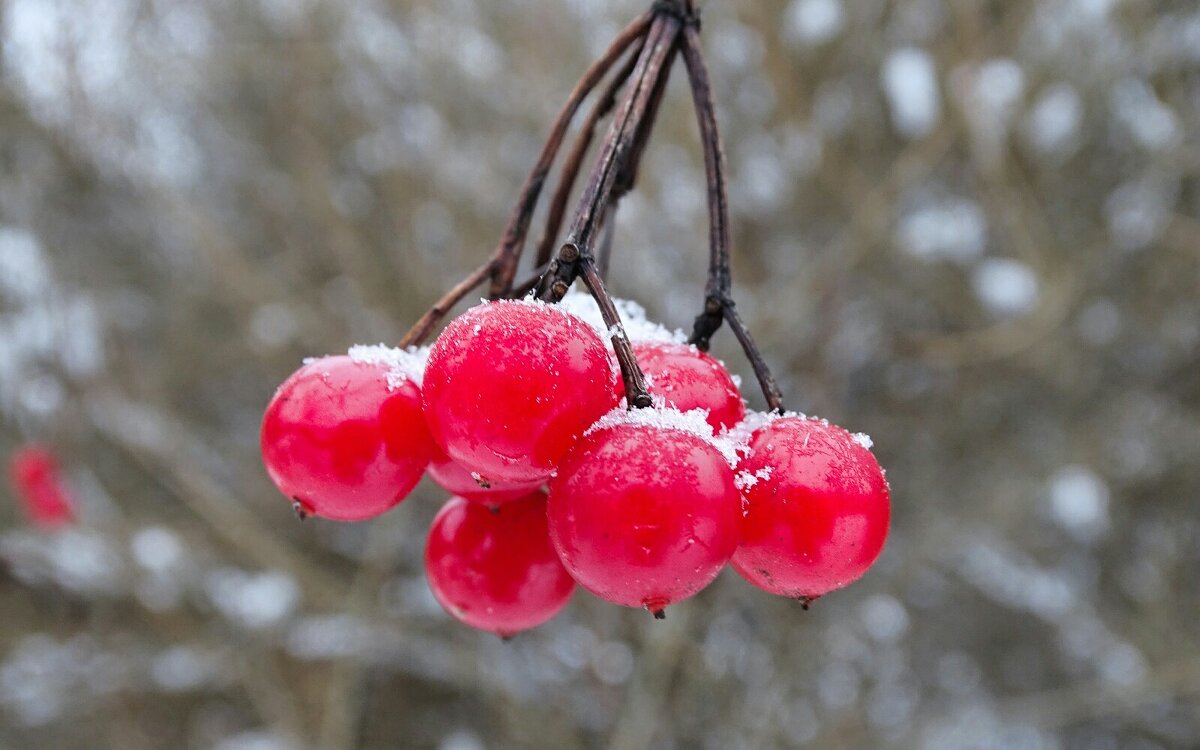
[785,0,845,46]
[347,344,429,388]
[586,405,745,468]
[1022,83,1082,158]
[734,466,774,491]
[725,409,809,446]
[557,289,686,344]
[972,258,1040,317]
[205,568,300,630]
[898,199,987,263]
[1111,77,1182,152]
[1046,465,1111,544]
[851,432,874,450]
[881,48,941,138]
[130,526,184,573]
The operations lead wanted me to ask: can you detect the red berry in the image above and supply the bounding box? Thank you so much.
[260,354,432,521]
[425,492,574,636]
[7,445,75,530]
[626,342,745,430]
[422,301,617,485]
[731,416,890,599]
[426,444,542,506]
[547,416,741,614]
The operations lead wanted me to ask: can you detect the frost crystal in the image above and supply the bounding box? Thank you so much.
[586,405,744,468]
[557,289,687,344]
[347,344,429,388]
[851,432,874,450]
[734,466,773,491]
[725,409,809,445]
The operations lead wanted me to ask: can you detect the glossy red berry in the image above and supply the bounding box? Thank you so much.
[731,416,890,600]
[425,492,574,636]
[547,417,741,614]
[422,301,617,485]
[426,443,542,506]
[260,354,432,521]
[7,445,75,530]
[627,342,745,430]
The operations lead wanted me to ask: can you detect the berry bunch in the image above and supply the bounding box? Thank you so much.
[260,0,893,636]
[261,296,890,635]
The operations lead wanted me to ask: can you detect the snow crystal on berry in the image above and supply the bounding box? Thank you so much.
[557,289,687,344]
[726,409,807,444]
[347,344,429,388]
[586,405,744,467]
[734,466,774,491]
[851,432,874,450]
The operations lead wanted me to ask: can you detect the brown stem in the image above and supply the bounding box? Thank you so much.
[398,260,494,347]
[538,13,682,301]
[614,43,675,200]
[508,261,552,299]
[579,259,653,407]
[595,203,618,281]
[487,11,654,298]
[535,11,684,409]
[679,24,784,412]
[534,39,646,270]
[724,302,784,413]
[682,25,730,351]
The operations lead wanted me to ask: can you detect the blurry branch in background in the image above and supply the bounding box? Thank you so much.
[87,397,346,609]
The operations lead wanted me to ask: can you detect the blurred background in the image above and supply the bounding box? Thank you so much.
[1,0,1198,748]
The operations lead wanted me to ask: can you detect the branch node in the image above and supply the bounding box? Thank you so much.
[550,280,571,298]
[652,0,700,28]
[559,243,580,263]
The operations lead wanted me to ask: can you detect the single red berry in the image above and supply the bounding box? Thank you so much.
[625,342,745,430]
[547,417,741,615]
[426,443,542,506]
[260,354,432,521]
[7,445,75,530]
[422,301,617,485]
[425,492,574,636]
[731,416,890,599]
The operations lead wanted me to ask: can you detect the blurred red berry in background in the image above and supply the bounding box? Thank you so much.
[7,444,76,530]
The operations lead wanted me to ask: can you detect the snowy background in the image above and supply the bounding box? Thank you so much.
[1,0,1198,748]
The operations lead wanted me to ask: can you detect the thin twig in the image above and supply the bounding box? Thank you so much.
[399,260,494,347]
[535,9,685,408]
[508,261,552,299]
[595,203,619,281]
[487,11,654,298]
[534,39,646,270]
[679,23,784,412]
[724,302,784,412]
[537,12,682,300]
[580,259,653,407]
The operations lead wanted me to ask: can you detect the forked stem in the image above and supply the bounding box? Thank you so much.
[403,0,786,414]
[535,10,686,408]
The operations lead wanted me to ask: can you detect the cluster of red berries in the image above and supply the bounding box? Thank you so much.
[261,295,890,636]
